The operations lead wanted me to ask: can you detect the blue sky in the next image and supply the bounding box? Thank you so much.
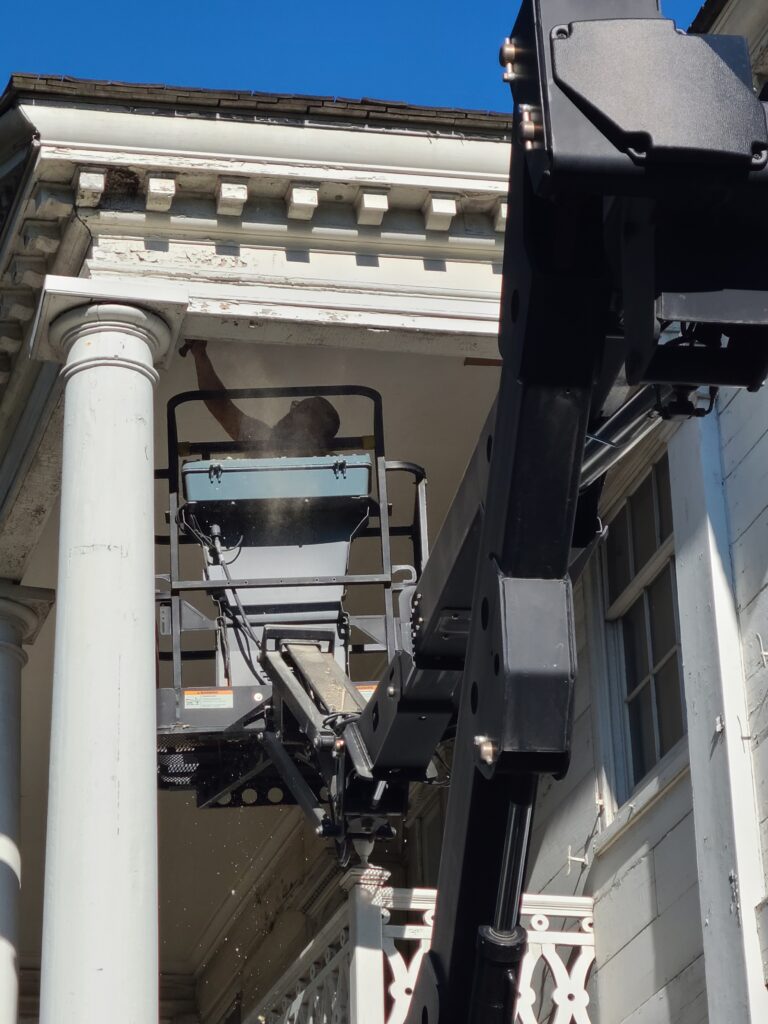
[0,1,705,112]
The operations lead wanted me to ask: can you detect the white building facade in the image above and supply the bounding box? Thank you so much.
[1,1,768,1019]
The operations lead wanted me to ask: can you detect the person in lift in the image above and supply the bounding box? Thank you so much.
[184,339,340,451]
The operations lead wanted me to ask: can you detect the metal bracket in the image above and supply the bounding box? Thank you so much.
[158,599,216,635]
[566,845,589,876]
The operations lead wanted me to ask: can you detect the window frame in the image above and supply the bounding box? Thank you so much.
[607,549,685,787]
[585,434,689,821]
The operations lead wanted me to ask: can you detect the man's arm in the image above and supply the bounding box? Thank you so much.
[186,340,270,442]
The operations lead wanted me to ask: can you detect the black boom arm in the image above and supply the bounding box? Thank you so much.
[367,2,768,1022]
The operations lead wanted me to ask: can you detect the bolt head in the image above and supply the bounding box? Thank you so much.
[474,735,498,765]
[387,685,396,697]
[500,37,518,82]
[499,37,517,67]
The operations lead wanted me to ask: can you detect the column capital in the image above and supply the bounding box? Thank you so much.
[50,304,173,385]
[0,579,55,644]
[29,275,188,367]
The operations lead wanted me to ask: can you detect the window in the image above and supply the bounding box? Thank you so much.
[603,454,685,789]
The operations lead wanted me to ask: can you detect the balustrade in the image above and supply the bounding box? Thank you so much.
[249,869,595,1024]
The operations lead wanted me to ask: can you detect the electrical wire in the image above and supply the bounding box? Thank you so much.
[322,710,362,732]
[217,554,263,650]
[222,605,264,683]
[215,599,233,684]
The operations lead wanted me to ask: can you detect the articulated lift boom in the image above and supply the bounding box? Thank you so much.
[155,2,768,1020]
[398,3,768,1021]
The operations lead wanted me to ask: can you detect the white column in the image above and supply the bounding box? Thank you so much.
[39,304,170,1023]
[0,585,50,1024]
[669,414,768,1023]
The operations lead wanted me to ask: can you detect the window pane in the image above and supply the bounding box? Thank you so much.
[648,563,677,665]
[656,656,685,756]
[628,685,656,785]
[607,506,631,603]
[656,455,673,542]
[623,596,649,692]
[630,475,656,572]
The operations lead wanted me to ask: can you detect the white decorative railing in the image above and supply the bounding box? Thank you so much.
[248,869,595,1024]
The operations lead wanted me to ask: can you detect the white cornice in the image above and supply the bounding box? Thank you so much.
[24,104,509,194]
[37,139,507,199]
[84,205,503,261]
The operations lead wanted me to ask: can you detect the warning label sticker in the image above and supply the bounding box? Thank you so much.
[184,689,234,710]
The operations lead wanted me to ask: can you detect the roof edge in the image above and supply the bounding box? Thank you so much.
[1,73,514,136]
